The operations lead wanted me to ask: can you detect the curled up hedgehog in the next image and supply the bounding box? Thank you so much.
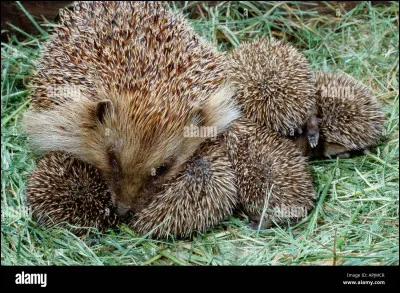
[293,71,386,159]
[227,37,320,148]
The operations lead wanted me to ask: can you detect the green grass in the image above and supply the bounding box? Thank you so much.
[1,1,398,265]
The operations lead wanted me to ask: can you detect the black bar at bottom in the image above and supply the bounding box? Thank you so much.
[1,266,398,292]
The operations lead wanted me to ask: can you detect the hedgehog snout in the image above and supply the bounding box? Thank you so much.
[110,185,139,215]
[110,179,154,215]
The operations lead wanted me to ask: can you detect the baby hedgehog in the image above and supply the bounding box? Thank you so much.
[224,118,316,229]
[23,1,239,216]
[130,139,238,239]
[227,38,319,147]
[27,151,119,235]
[294,71,386,158]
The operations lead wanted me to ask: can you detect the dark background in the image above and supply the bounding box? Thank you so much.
[1,1,392,41]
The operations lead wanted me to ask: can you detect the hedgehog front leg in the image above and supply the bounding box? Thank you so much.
[306,114,320,148]
[292,113,320,148]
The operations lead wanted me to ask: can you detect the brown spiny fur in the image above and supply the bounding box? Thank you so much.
[224,118,316,228]
[26,151,119,235]
[293,71,386,158]
[227,38,316,136]
[23,1,239,213]
[130,139,238,239]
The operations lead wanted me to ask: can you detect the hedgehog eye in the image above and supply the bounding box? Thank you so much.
[154,157,176,178]
[156,164,169,177]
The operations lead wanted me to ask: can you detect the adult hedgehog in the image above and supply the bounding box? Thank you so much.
[23,1,239,215]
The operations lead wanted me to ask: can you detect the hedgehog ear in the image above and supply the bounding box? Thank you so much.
[201,84,241,134]
[96,99,114,124]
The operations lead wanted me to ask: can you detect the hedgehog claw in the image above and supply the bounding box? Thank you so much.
[305,114,320,148]
[307,132,319,148]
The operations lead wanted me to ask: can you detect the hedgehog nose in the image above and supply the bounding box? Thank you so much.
[116,205,130,217]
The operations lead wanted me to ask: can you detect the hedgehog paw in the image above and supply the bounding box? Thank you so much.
[307,132,319,148]
[306,114,320,148]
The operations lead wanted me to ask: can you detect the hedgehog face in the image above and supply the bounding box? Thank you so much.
[100,129,205,215]
[105,148,180,215]
[82,100,197,215]
[79,87,239,215]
